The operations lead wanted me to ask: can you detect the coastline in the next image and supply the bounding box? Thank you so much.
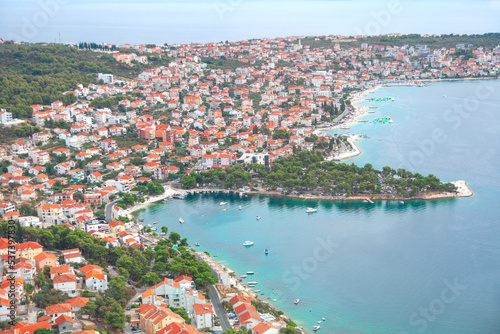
[127,185,179,219]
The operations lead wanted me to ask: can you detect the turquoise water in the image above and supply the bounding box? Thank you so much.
[135,80,500,334]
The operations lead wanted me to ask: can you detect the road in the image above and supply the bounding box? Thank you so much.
[209,284,231,331]
[105,199,119,223]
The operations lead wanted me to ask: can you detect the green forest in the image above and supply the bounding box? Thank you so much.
[0,43,144,119]
[182,151,457,198]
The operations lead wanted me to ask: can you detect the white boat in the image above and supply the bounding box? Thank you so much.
[313,325,320,331]
[273,299,277,302]
[220,202,227,205]
[256,216,261,220]
[400,201,405,204]
[306,207,318,213]
[322,317,325,321]
[238,205,242,210]
[317,321,322,324]
[194,242,200,246]
[254,290,261,293]
[247,281,258,286]
[240,274,248,278]
[179,217,184,224]
[243,241,254,247]
[147,224,152,227]
[151,227,157,231]
[153,221,158,224]
[160,232,166,235]
[294,299,301,304]
[246,271,255,275]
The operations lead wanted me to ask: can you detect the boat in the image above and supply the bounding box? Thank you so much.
[137,218,144,222]
[306,207,318,213]
[160,232,166,235]
[246,271,255,275]
[153,221,158,224]
[179,217,184,224]
[247,282,258,286]
[400,201,405,204]
[254,290,261,293]
[443,95,447,98]
[256,216,261,220]
[322,317,325,321]
[238,205,242,210]
[240,275,248,278]
[222,208,226,212]
[243,241,254,247]
[313,325,320,331]
[317,321,322,324]
[220,202,227,205]
[213,254,219,257]
[265,249,269,255]
[294,299,301,304]
[151,227,157,231]
[194,242,200,246]
[162,199,168,203]
[147,224,152,227]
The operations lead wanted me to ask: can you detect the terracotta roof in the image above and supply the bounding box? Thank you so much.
[46,303,71,315]
[54,274,77,284]
[55,314,74,325]
[65,297,89,307]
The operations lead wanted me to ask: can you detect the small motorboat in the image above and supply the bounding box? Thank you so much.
[194,242,200,246]
[220,202,227,205]
[247,281,258,286]
[179,217,184,224]
[238,205,242,210]
[294,299,301,305]
[256,216,261,220]
[240,274,248,278]
[153,221,158,224]
[273,299,277,302]
[213,254,219,257]
[151,227,157,231]
[322,317,326,321]
[243,241,254,247]
[400,201,405,204]
[306,207,318,213]
[313,325,320,331]
[160,232,166,235]
[246,271,255,275]
[317,321,322,324]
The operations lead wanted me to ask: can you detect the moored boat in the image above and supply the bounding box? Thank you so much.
[179,216,184,224]
[306,207,318,213]
[243,241,254,247]
[294,299,301,304]
[313,325,320,331]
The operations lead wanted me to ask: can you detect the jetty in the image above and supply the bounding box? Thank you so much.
[364,198,374,204]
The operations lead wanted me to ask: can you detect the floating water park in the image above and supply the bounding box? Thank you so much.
[367,97,395,101]
[372,117,393,124]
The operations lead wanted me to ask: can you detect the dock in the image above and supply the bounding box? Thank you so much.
[365,198,374,204]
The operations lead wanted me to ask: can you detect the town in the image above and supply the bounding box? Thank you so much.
[0,33,498,334]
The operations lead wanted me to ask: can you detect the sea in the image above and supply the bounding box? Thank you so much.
[135,79,500,334]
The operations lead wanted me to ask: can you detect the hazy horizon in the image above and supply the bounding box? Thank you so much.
[1,0,499,45]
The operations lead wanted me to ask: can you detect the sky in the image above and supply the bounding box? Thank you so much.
[0,0,499,44]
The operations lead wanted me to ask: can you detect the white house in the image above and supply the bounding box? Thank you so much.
[193,304,214,329]
[53,274,78,297]
[85,270,108,292]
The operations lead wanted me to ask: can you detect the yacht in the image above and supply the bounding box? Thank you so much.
[294,299,301,305]
[306,207,318,213]
[220,202,227,205]
[256,216,261,220]
[313,325,320,331]
[246,271,255,275]
[160,232,166,235]
[243,241,254,247]
[179,217,184,224]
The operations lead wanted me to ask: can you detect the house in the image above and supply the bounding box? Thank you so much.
[34,252,58,271]
[139,304,185,334]
[50,265,74,280]
[65,297,89,313]
[62,249,84,264]
[53,274,78,297]
[85,270,107,292]
[15,241,43,261]
[45,303,73,320]
[87,172,103,183]
[55,314,77,333]
[252,322,279,334]
[12,262,35,284]
[158,322,202,334]
[193,304,213,329]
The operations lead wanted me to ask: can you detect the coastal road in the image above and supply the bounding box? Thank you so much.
[209,284,231,331]
[105,199,119,223]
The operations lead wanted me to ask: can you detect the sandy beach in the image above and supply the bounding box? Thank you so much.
[330,134,362,160]
[127,185,180,219]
